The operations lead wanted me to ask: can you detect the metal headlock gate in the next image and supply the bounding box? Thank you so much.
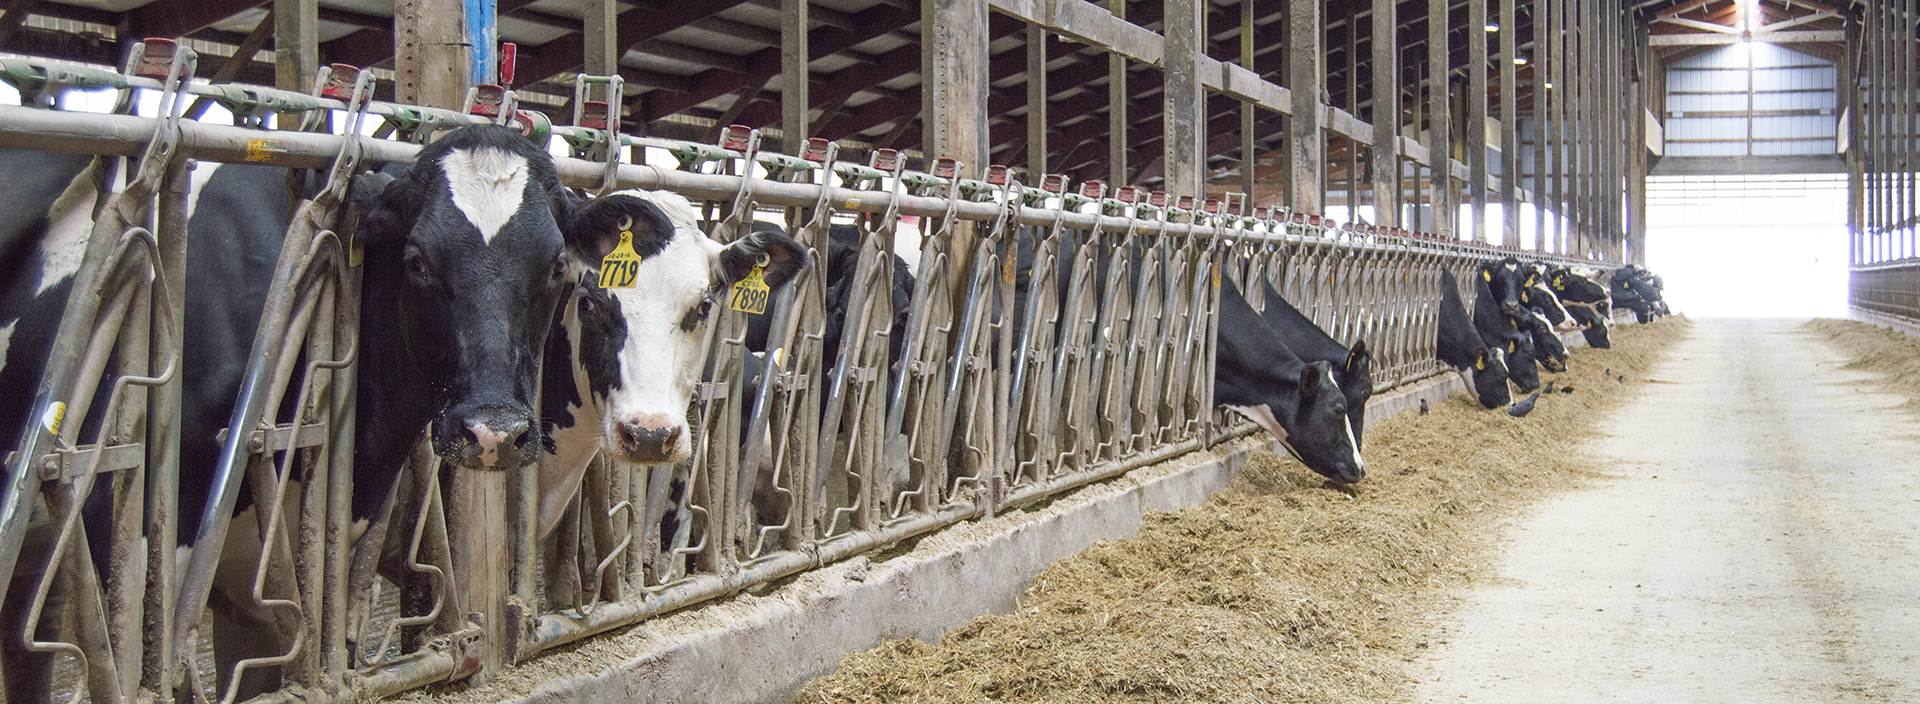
[0,47,1606,704]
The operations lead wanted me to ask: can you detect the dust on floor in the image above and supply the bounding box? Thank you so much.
[798,317,1691,704]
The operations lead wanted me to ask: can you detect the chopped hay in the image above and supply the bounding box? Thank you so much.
[798,317,1692,704]
[1803,318,1920,412]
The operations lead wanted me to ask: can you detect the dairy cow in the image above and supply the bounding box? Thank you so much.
[1473,272,1541,393]
[535,191,804,542]
[1544,264,1612,348]
[1254,283,1373,447]
[1217,278,1364,483]
[1434,269,1512,409]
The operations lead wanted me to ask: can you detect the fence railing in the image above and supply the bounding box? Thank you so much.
[1851,259,1920,323]
[0,48,1607,704]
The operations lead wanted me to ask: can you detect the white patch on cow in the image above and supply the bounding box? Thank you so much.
[443,148,530,244]
[184,160,220,222]
[1329,368,1365,473]
[1227,404,1288,444]
[0,320,16,373]
[538,417,609,538]
[598,189,716,464]
[35,162,104,296]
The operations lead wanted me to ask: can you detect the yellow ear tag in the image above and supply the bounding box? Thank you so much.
[729,259,771,314]
[41,401,65,436]
[1552,275,1564,290]
[1521,291,1530,303]
[1482,270,1492,282]
[598,217,642,289]
[1474,358,1485,371]
[1508,341,1517,353]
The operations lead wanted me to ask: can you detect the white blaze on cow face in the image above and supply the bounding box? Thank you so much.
[599,192,724,465]
[443,148,530,245]
[1330,368,1365,474]
[35,160,104,296]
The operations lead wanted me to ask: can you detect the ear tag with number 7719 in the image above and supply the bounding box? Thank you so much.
[730,258,771,314]
[599,218,642,289]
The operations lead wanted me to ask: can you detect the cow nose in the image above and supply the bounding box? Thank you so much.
[464,417,530,469]
[617,416,684,463]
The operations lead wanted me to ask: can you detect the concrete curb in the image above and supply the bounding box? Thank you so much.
[1850,306,1920,339]
[500,334,1591,704]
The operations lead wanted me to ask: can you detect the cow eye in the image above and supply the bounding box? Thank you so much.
[404,250,429,279]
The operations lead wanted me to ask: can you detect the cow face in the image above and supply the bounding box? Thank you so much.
[1478,257,1524,315]
[1520,310,1569,373]
[1517,262,1572,327]
[351,126,575,470]
[1469,346,1513,409]
[1341,340,1374,448]
[561,190,804,465]
[1503,332,1542,393]
[1282,361,1365,484]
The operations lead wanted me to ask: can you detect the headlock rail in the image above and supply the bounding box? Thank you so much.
[0,50,1611,704]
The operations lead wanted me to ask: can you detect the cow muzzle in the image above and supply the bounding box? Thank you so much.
[614,413,687,464]
[443,407,535,469]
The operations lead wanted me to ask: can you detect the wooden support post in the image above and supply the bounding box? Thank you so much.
[1628,26,1648,266]
[1163,0,1206,199]
[1845,9,1862,266]
[1499,0,1518,246]
[1468,0,1489,242]
[1371,0,1399,228]
[395,0,471,108]
[1428,0,1452,236]
[1868,0,1881,260]
[1346,23,1360,222]
[1903,0,1914,259]
[1026,22,1047,176]
[1569,0,1586,257]
[1109,0,1128,187]
[782,0,809,150]
[274,0,316,116]
[1532,0,1549,250]
[1288,0,1322,214]
[1241,0,1256,201]
[583,0,616,74]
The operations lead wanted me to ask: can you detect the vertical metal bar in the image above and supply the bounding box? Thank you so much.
[783,0,810,150]
[143,156,189,700]
[1469,0,1489,243]
[1164,0,1205,200]
[1289,0,1322,214]
[1372,0,1400,228]
[1109,0,1128,187]
[1429,0,1453,237]
[1027,22,1047,176]
[583,0,615,74]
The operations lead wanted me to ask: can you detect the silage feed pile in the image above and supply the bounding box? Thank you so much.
[800,317,1691,704]
[1805,318,1920,411]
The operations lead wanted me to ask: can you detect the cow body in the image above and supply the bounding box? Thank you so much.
[1473,274,1540,393]
[1217,278,1364,483]
[1435,269,1511,409]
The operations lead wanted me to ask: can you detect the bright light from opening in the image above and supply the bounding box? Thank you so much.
[1515,57,1529,65]
[1485,23,1500,32]
[1544,82,1554,89]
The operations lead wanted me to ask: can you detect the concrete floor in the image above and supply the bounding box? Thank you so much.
[1415,318,1920,703]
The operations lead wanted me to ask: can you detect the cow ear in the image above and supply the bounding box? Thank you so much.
[561,196,643,261]
[1473,347,1488,371]
[1345,340,1369,374]
[348,169,418,246]
[1297,361,1330,399]
[717,229,807,289]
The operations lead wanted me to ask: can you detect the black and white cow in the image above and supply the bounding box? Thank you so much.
[1218,278,1364,483]
[1546,264,1613,348]
[535,190,804,540]
[1478,256,1526,316]
[1610,264,1666,322]
[1473,271,1541,394]
[1255,283,1373,447]
[0,149,114,704]
[1515,261,1574,329]
[1435,269,1512,409]
[744,222,913,375]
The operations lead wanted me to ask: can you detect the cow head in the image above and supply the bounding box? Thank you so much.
[1282,361,1365,484]
[1468,346,1512,409]
[1502,331,1542,393]
[1517,262,1572,327]
[1478,257,1524,315]
[1341,340,1374,448]
[560,190,804,465]
[350,125,575,470]
[1520,310,1569,373]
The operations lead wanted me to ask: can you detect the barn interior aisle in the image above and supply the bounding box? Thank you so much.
[1415,318,1920,702]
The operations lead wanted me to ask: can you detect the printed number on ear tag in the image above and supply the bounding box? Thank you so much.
[730,265,771,314]
[599,229,642,289]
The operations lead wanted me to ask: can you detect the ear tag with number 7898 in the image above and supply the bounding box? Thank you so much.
[730,255,771,314]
